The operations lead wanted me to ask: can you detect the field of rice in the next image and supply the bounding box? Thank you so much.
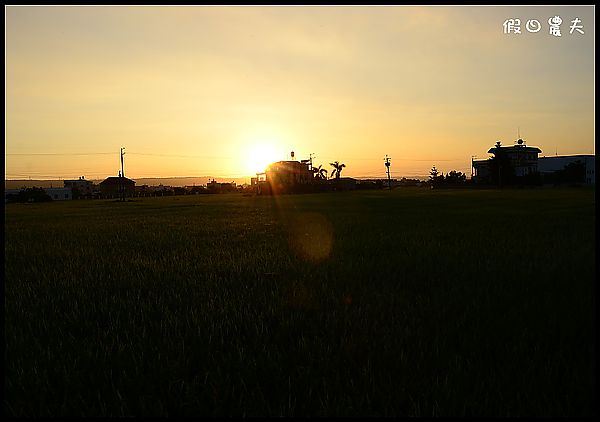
[4,187,595,416]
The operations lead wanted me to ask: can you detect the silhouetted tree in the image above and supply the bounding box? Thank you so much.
[488,142,514,187]
[561,161,586,184]
[312,164,328,180]
[6,187,52,203]
[445,170,467,185]
[428,165,444,189]
[329,161,346,179]
[545,160,586,185]
[429,165,439,180]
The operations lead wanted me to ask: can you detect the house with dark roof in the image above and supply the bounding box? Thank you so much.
[98,176,135,198]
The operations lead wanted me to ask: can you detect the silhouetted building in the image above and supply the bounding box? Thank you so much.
[472,139,542,183]
[134,184,152,197]
[538,155,595,185]
[64,176,94,198]
[258,160,313,194]
[44,187,72,201]
[98,176,135,198]
[328,177,357,191]
[207,179,237,193]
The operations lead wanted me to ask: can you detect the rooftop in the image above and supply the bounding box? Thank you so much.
[99,176,136,185]
[487,144,542,154]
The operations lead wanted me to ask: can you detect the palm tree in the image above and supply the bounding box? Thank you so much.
[329,161,346,179]
[312,164,328,180]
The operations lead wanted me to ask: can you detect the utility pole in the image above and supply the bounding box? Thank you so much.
[309,153,315,171]
[120,147,125,202]
[384,155,392,190]
[121,147,125,178]
[471,155,475,179]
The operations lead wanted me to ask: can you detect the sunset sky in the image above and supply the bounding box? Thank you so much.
[5,5,595,180]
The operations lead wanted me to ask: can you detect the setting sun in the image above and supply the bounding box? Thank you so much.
[246,143,281,174]
[4,6,595,417]
[5,6,594,181]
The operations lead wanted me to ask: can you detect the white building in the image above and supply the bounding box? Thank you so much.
[64,176,94,197]
[44,187,72,201]
[538,155,595,185]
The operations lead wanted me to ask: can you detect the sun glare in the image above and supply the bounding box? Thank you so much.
[247,144,280,174]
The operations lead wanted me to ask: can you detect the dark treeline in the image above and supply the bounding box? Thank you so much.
[428,166,469,189]
[5,187,53,203]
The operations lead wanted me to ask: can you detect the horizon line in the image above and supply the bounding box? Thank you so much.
[5,174,433,182]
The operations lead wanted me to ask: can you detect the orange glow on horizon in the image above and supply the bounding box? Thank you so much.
[5,6,594,180]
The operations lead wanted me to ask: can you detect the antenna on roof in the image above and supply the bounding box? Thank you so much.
[516,127,524,145]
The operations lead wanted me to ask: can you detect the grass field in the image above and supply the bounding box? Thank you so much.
[4,187,595,416]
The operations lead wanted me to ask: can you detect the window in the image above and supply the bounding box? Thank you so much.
[64,194,69,199]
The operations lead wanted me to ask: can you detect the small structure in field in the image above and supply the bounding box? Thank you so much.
[257,160,314,195]
[98,174,136,198]
[63,176,94,199]
[44,187,72,201]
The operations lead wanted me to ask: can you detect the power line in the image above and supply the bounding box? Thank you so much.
[6,152,116,156]
[318,156,462,162]
[7,148,471,181]
[8,151,465,162]
[128,153,230,159]
[6,152,231,159]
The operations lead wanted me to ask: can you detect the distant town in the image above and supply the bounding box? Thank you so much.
[4,137,595,203]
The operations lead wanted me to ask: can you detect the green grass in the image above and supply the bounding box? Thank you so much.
[4,187,595,416]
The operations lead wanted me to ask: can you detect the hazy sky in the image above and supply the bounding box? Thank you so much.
[5,5,595,180]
